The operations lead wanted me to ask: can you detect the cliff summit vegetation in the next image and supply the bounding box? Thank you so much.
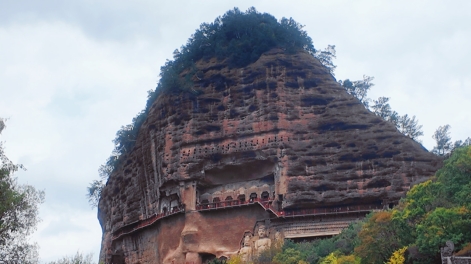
[88,7,337,205]
[88,7,460,207]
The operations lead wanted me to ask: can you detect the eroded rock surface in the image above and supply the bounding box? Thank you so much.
[98,49,441,263]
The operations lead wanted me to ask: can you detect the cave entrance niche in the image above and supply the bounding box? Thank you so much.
[261,191,270,200]
[238,194,246,203]
[196,159,277,210]
[159,190,180,214]
[203,159,275,185]
[110,254,125,264]
[225,196,233,206]
[212,197,221,208]
[249,193,257,202]
[201,199,209,209]
[200,253,216,264]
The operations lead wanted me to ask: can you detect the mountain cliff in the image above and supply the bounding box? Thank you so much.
[98,47,441,264]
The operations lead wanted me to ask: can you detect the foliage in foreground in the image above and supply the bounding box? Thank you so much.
[269,221,362,264]
[353,146,471,263]
[0,118,45,264]
[263,146,471,264]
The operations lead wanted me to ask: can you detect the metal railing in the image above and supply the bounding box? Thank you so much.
[112,207,184,240]
[112,199,382,241]
[195,197,272,211]
[282,204,383,217]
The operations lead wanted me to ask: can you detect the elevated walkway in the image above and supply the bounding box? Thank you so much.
[111,198,382,240]
[112,208,184,240]
[282,220,353,238]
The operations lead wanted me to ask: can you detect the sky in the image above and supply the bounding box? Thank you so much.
[0,1,470,263]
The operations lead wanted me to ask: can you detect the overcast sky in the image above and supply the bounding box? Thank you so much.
[1,1,470,263]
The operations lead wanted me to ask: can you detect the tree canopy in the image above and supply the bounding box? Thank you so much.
[0,118,44,263]
[268,145,471,264]
[340,77,424,142]
[157,7,315,95]
[47,251,94,264]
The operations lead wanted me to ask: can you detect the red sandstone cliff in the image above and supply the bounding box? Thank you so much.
[98,49,441,264]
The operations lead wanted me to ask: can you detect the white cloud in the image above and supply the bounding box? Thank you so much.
[0,21,162,263]
[31,203,102,263]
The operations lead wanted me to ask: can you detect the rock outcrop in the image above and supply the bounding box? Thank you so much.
[98,48,441,264]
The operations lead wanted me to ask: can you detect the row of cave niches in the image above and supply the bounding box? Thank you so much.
[199,191,272,206]
[174,134,290,161]
[157,78,326,128]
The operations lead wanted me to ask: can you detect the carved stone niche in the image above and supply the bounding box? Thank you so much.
[254,223,271,255]
[159,184,181,214]
[238,231,253,262]
[235,221,287,262]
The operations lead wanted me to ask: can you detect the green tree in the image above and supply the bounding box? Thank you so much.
[354,211,413,264]
[0,118,44,264]
[432,125,453,156]
[319,252,338,264]
[453,137,471,151]
[370,97,424,141]
[273,248,303,264]
[352,146,471,263]
[435,146,471,206]
[342,79,425,143]
[47,251,95,264]
[397,114,423,141]
[386,246,407,264]
[314,45,337,75]
[339,75,374,108]
[416,207,471,257]
[371,97,393,120]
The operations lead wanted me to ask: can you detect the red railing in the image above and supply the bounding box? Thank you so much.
[112,207,184,240]
[112,199,383,241]
[282,204,383,217]
[195,198,382,218]
[195,198,274,211]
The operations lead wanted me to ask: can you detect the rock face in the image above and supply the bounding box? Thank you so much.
[98,49,441,264]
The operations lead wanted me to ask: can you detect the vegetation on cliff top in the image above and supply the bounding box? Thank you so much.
[157,7,315,93]
[87,7,337,205]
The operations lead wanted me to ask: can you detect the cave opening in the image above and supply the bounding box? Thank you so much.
[200,253,217,263]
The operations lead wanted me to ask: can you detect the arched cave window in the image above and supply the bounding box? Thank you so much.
[237,194,246,203]
[249,193,257,202]
[225,196,233,206]
[212,197,221,208]
[162,207,168,214]
[261,191,269,200]
[202,199,209,209]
